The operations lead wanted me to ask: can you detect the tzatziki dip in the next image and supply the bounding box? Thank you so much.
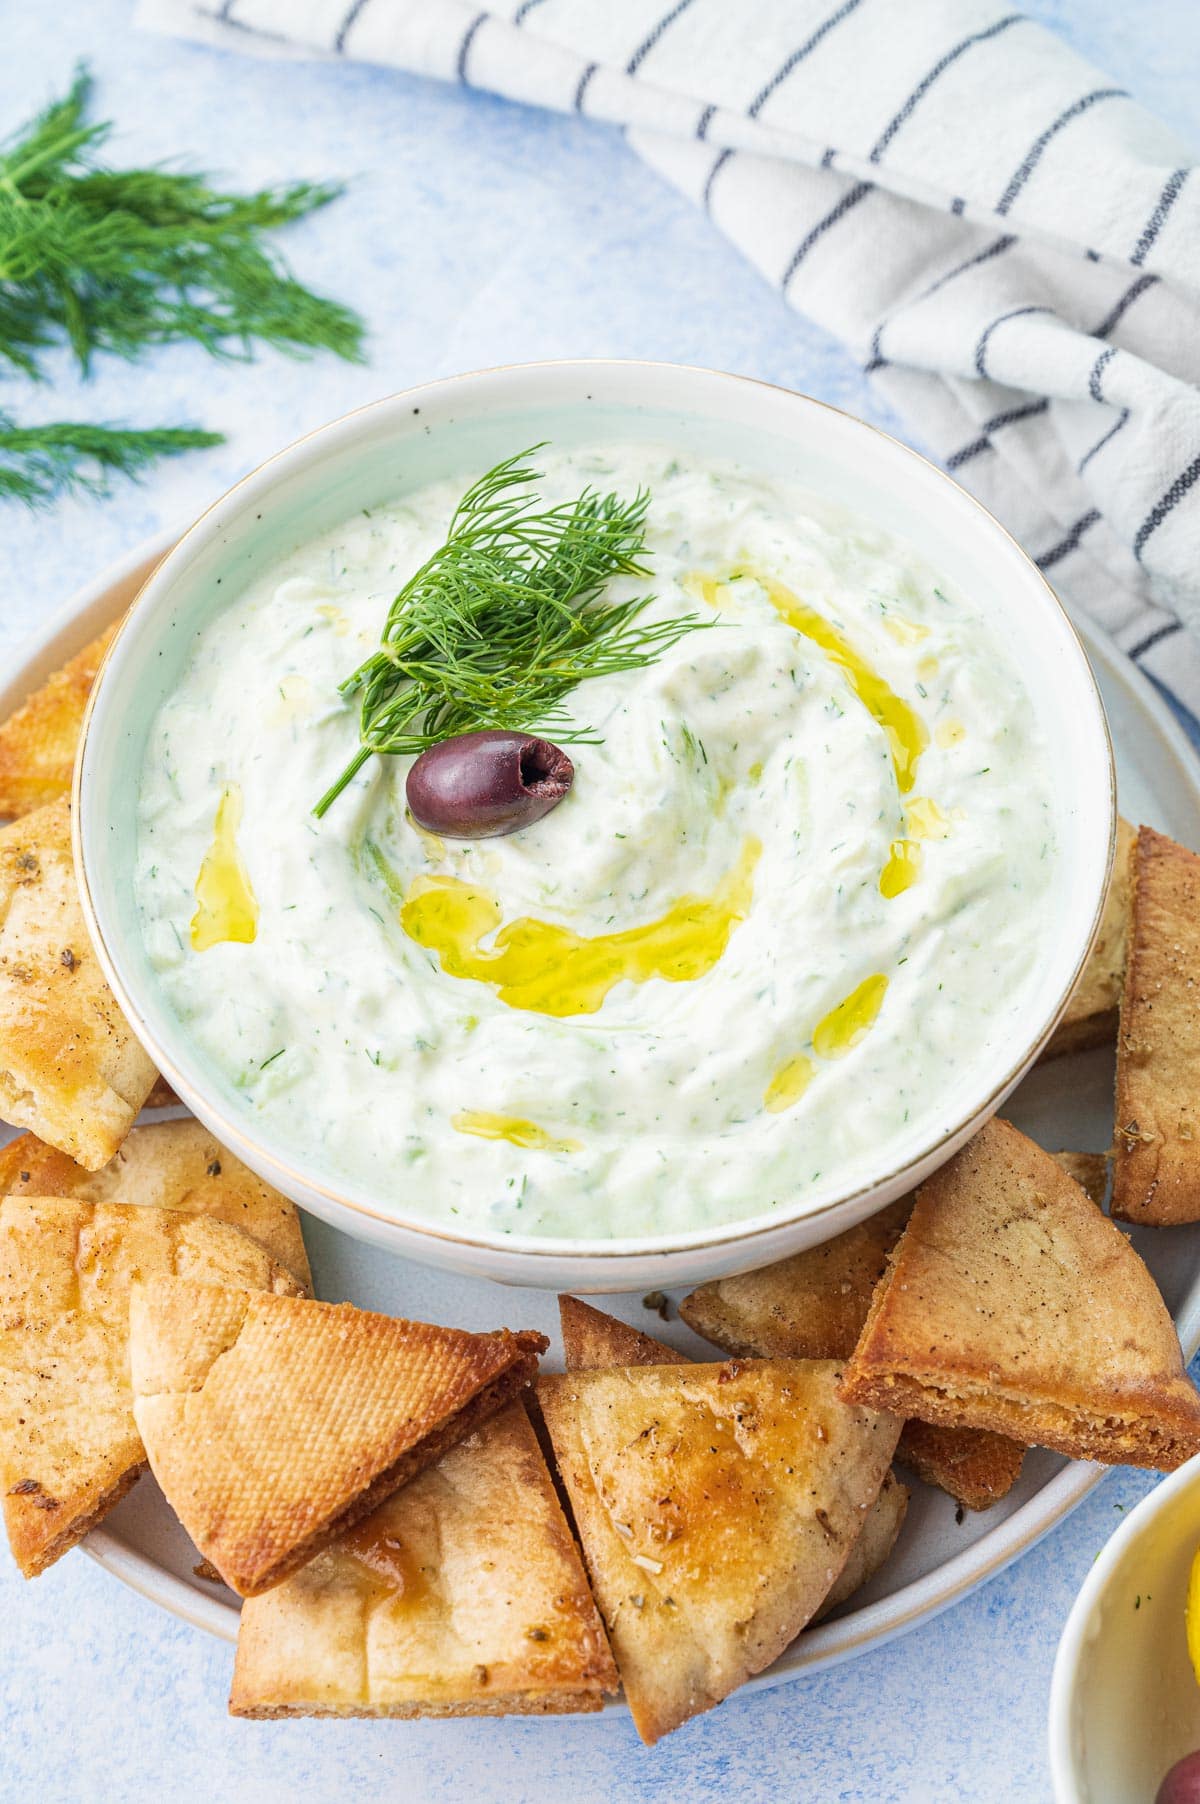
[135,444,1055,1241]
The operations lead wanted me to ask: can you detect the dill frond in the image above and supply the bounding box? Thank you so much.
[0,65,364,379]
[314,448,708,817]
[0,411,221,506]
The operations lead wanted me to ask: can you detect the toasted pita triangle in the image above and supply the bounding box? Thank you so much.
[130,1280,548,1596]
[558,1295,908,1621]
[679,1202,1026,1511]
[842,1117,1200,1468]
[1113,826,1200,1225]
[1043,815,1136,1058]
[679,1198,913,1365]
[0,800,156,1168]
[538,1359,900,1743]
[559,1295,676,1369]
[0,1195,301,1577]
[230,1403,617,1718]
[0,1119,310,1288]
[0,624,116,819]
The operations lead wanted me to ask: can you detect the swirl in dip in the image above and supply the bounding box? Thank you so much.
[136,445,1055,1241]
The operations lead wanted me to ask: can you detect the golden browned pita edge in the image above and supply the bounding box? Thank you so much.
[230,1403,617,1719]
[558,1293,908,1593]
[0,624,117,820]
[130,1278,549,1597]
[842,1117,1200,1470]
[143,1077,179,1109]
[558,1294,676,1369]
[0,1118,310,1288]
[0,799,156,1168]
[678,1203,1027,1512]
[893,1421,1025,1514]
[1042,815,1136,1059]
[1112,826,1200,1225]
[0,1195,301,1578]
[538,1359,900,1745]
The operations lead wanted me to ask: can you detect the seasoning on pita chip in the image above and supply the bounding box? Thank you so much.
[1112,826,1200,1226]
[842,1116,1200,1469]
[0,625,116,819]
[229,1403,617,1719]
[0,1118,310,1288]
[537,1358,900,1744]
[678,1202,1026,1512]
[129,1280,548,1597]
[0,1194,301,1578]
[1043,815,1136,1059]
[0,799,157,1168]
[558,1294,908,1619]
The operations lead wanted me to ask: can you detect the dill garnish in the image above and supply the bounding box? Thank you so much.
[314,448,706,817]
[0,67,363,378]
[0,67,362,503]
[0,413,220,506]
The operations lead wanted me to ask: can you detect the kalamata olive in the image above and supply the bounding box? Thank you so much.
[1158,1751,1200,1804]
[406,730,574,838]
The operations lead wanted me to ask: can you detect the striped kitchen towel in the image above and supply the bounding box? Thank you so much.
[139,0,1200,732]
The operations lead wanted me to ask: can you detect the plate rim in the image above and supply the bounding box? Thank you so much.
[15,530,1199,1695]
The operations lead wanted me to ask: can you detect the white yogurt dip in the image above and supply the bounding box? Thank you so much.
[135,445,1056,1240]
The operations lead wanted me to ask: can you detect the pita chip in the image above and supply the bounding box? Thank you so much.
[0,625,116,819]
[230,1403,617,1719]
[1043,815,1136,1059]
[679,1203,1026,1512]
[809,1468,907,1622]
[0,1194,301,1578]
[129,1279,548,1596]
[1113,826,1200,1225]
[1052,1150,1109,1207]
[538,1358,900,1743]
[843,1117,1200,1469]
[0,1118,310,1288]
[559,1294,676,1369]
[679,1198,913,1365]
[0,799,156,1167]
[558,1295,908,1616]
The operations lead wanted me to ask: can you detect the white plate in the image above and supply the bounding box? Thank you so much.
[7,534,1200,1698]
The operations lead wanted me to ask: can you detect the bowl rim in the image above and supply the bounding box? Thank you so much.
[72,356,1117,1262]
[1048,1455,1200,1802]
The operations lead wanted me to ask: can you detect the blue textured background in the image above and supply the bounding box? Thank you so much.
[0,5,1197,1799]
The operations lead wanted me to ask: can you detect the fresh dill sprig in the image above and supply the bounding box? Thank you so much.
[313,447,706,817]
[0,411,221,506]
[0,66,364,379]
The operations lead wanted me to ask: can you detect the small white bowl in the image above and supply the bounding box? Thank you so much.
[1050,1460,1200,1802]
[74,360,1115,1290]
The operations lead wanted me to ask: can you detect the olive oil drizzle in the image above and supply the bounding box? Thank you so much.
[401,838,761,1019]
[745,571,928,795]
[190,784,258,951]
[764,974,890,1112]
[452,1110,581,1153]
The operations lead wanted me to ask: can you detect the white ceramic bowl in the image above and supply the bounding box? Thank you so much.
[1050,1460,1200,1802]
[74,360,1115,1290]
